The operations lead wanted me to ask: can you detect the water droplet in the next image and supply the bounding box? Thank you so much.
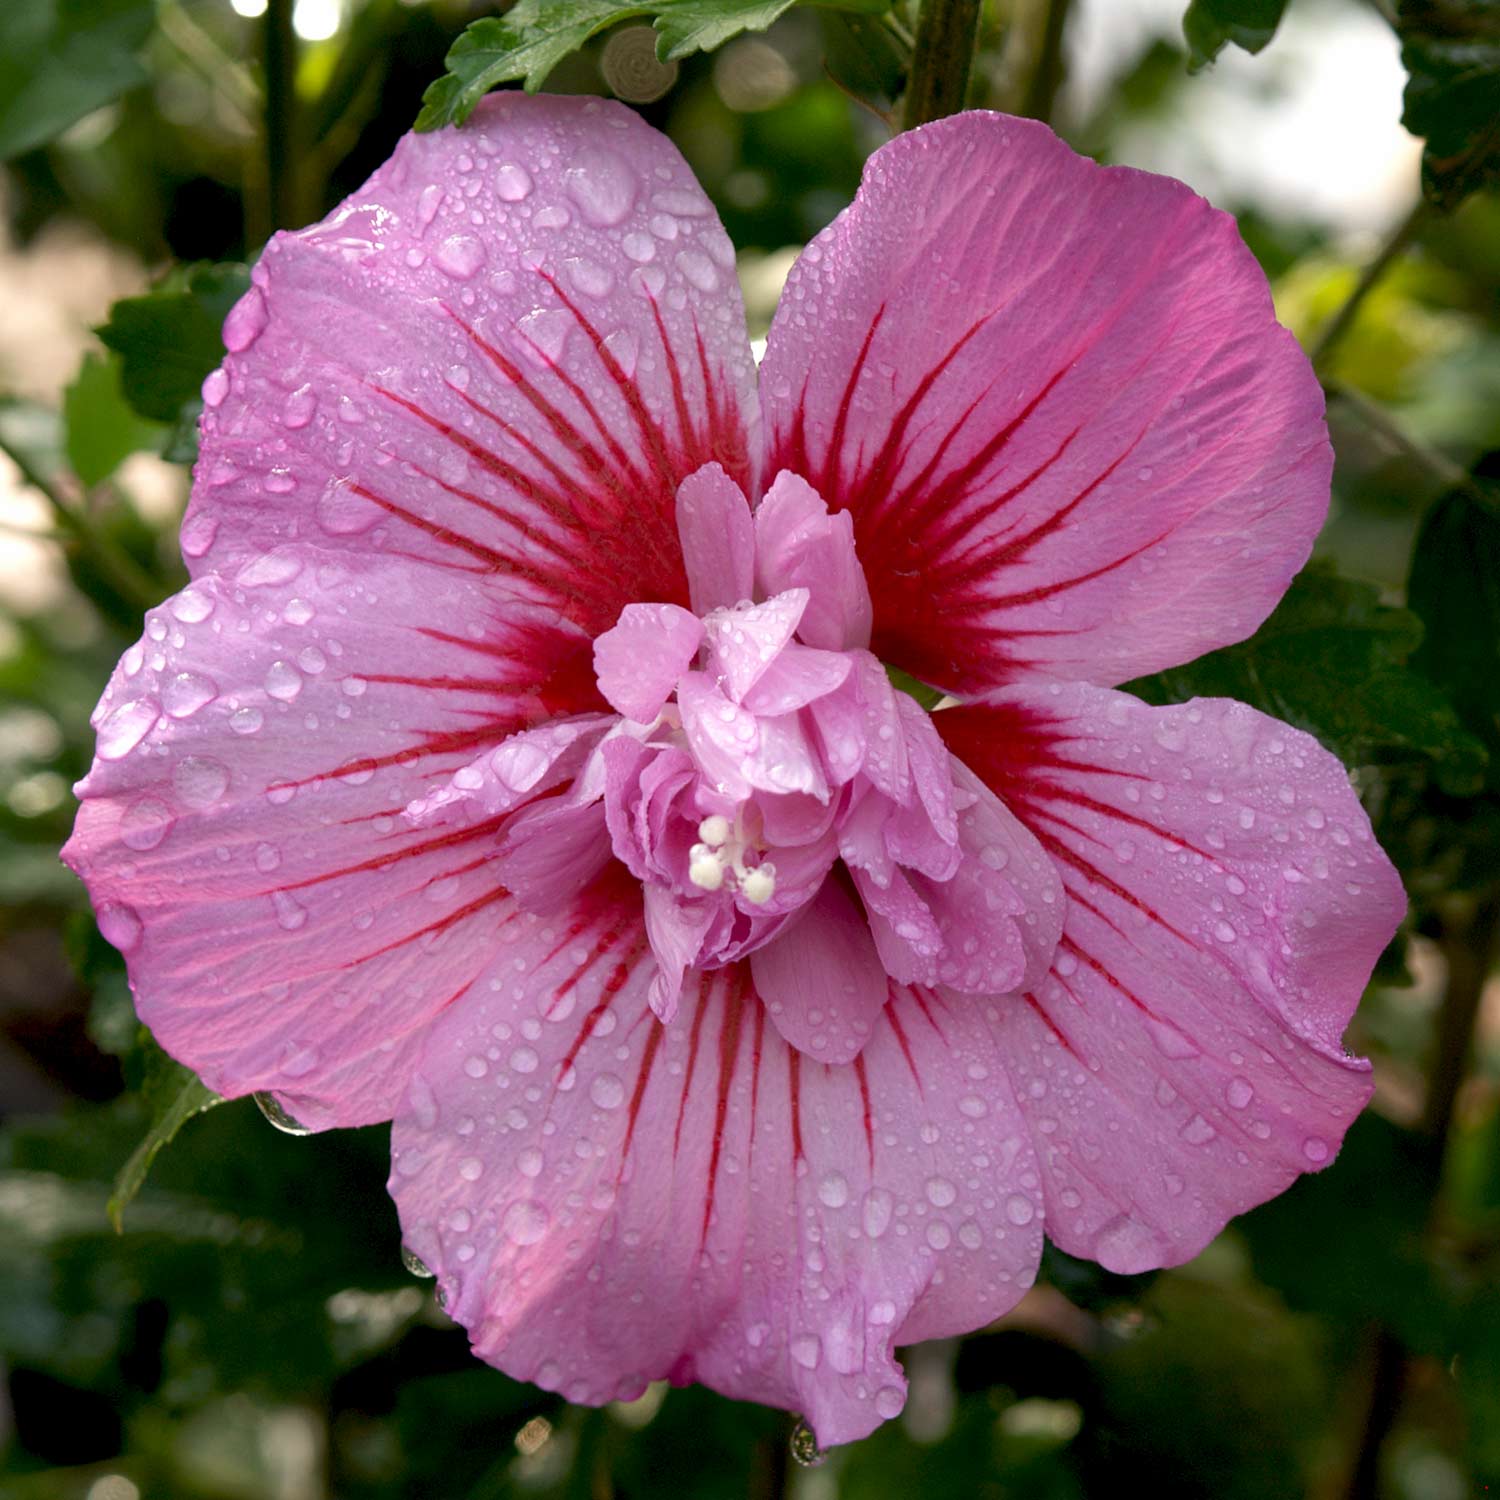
[172,755,230,807]
[925,1176,957,1209]
[502,1199,550,1244]
[862,1187,893,1238]
[272,890,308,931]
[316,477,383,535]
[170,589,214,623]
[875,1385,904,1420]
[282,384,316,428]
[223,286,268,352]
[790,1333,822,1370]
[509,1046,539,1074]
[789,1418,826,1467]
[1226,1077,1254,1109]
[564,148,636,226]
[433,234,485,279]
[162,671,217,719]
[1005,1193,1035,1226]
[255,1091,312,1135]
[264,659,303,701]
[495,162,534,201]
[401,1245,434,1277]
[201,368,229,408]
[1303,1136,1330,1163]
[97,901,142,952]
[97,698,160,760]
[817,1171,849,1208]
[675,249,719,292]
[121,797,175,851]
[230,706,264,736]
[589,1072,625,1110]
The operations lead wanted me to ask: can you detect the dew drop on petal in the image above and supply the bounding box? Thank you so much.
[223,287,268,351]
[502,1199,550,1245]
[1303,1136,1330,1163]
[162,672,217,719]
[789,1418,826,1468]
[96,901,142,952]
[172,755,230,807]
[790,1334,822,1370]
[255,1091,312,1135]
[495,162,534,201]
[121,797,175,851]
[401,1245,435,1277]
[816,1171,849,1209]
[589,1073,625,1110]
[97,698,160,761]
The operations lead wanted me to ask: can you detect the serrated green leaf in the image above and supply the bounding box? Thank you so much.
[62,351,167,487]
[107,1048,222,1232]
[1398,0,1500,210]
[1408,484,1500,752]
[1125,566,1488,789]
[653,1,799,60]
[96,262,251,444]
[0,0,155,159]
[1181,0,1290,70]
[416,0,875,129]
[417,3,651,128]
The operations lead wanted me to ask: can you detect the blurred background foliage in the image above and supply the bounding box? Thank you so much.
[1,0,1499,1496]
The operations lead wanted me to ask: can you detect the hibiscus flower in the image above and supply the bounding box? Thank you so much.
[65,95,1405,1446]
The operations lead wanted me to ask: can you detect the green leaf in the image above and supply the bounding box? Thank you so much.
[0,0,154,159]
[1397,0,1500,210]
[96,262,251,443]
[1181,0,1290,69]
[1125,565,1488,790]
[62,351,167,487]
[416,0,875,129]
[1408,486,1500,752]
[107,1045,222,1232]
[653,1,799,60]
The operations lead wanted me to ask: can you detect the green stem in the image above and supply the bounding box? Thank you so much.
[902,0,983,130]
[263,0,298,234]
[0,435,159,617]
[1020,0,1076,124]
[1341,893,1500,1498]
[1327,382,1484,500]
[1310,199,1427,372]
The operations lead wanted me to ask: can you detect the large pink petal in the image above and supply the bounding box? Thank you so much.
[938,683,1406,1271]
[187,94,757,705]
[390,924,1043,1446]
[750,874,888,1064]
[760,112,1330,693]
[63,551,600,1128]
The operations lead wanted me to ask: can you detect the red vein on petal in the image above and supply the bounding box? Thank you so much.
[818,307,885,504]
[674,990,714,1155]
[787,1046,805,1166]
[621,1017,665,1161]
[1023,991,1080,1055]
[853,1053,875,1172]
[885,1006,923,1091]
[700,971,748,1247]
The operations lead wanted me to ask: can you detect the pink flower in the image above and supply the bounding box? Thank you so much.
[65,97,1405,1444]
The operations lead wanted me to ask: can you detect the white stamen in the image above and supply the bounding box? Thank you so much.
[697,814,731,848]
[688,844,727,891]
[739,863,776,906]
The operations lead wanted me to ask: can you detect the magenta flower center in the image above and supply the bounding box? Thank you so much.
[408,462,1045,1050]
